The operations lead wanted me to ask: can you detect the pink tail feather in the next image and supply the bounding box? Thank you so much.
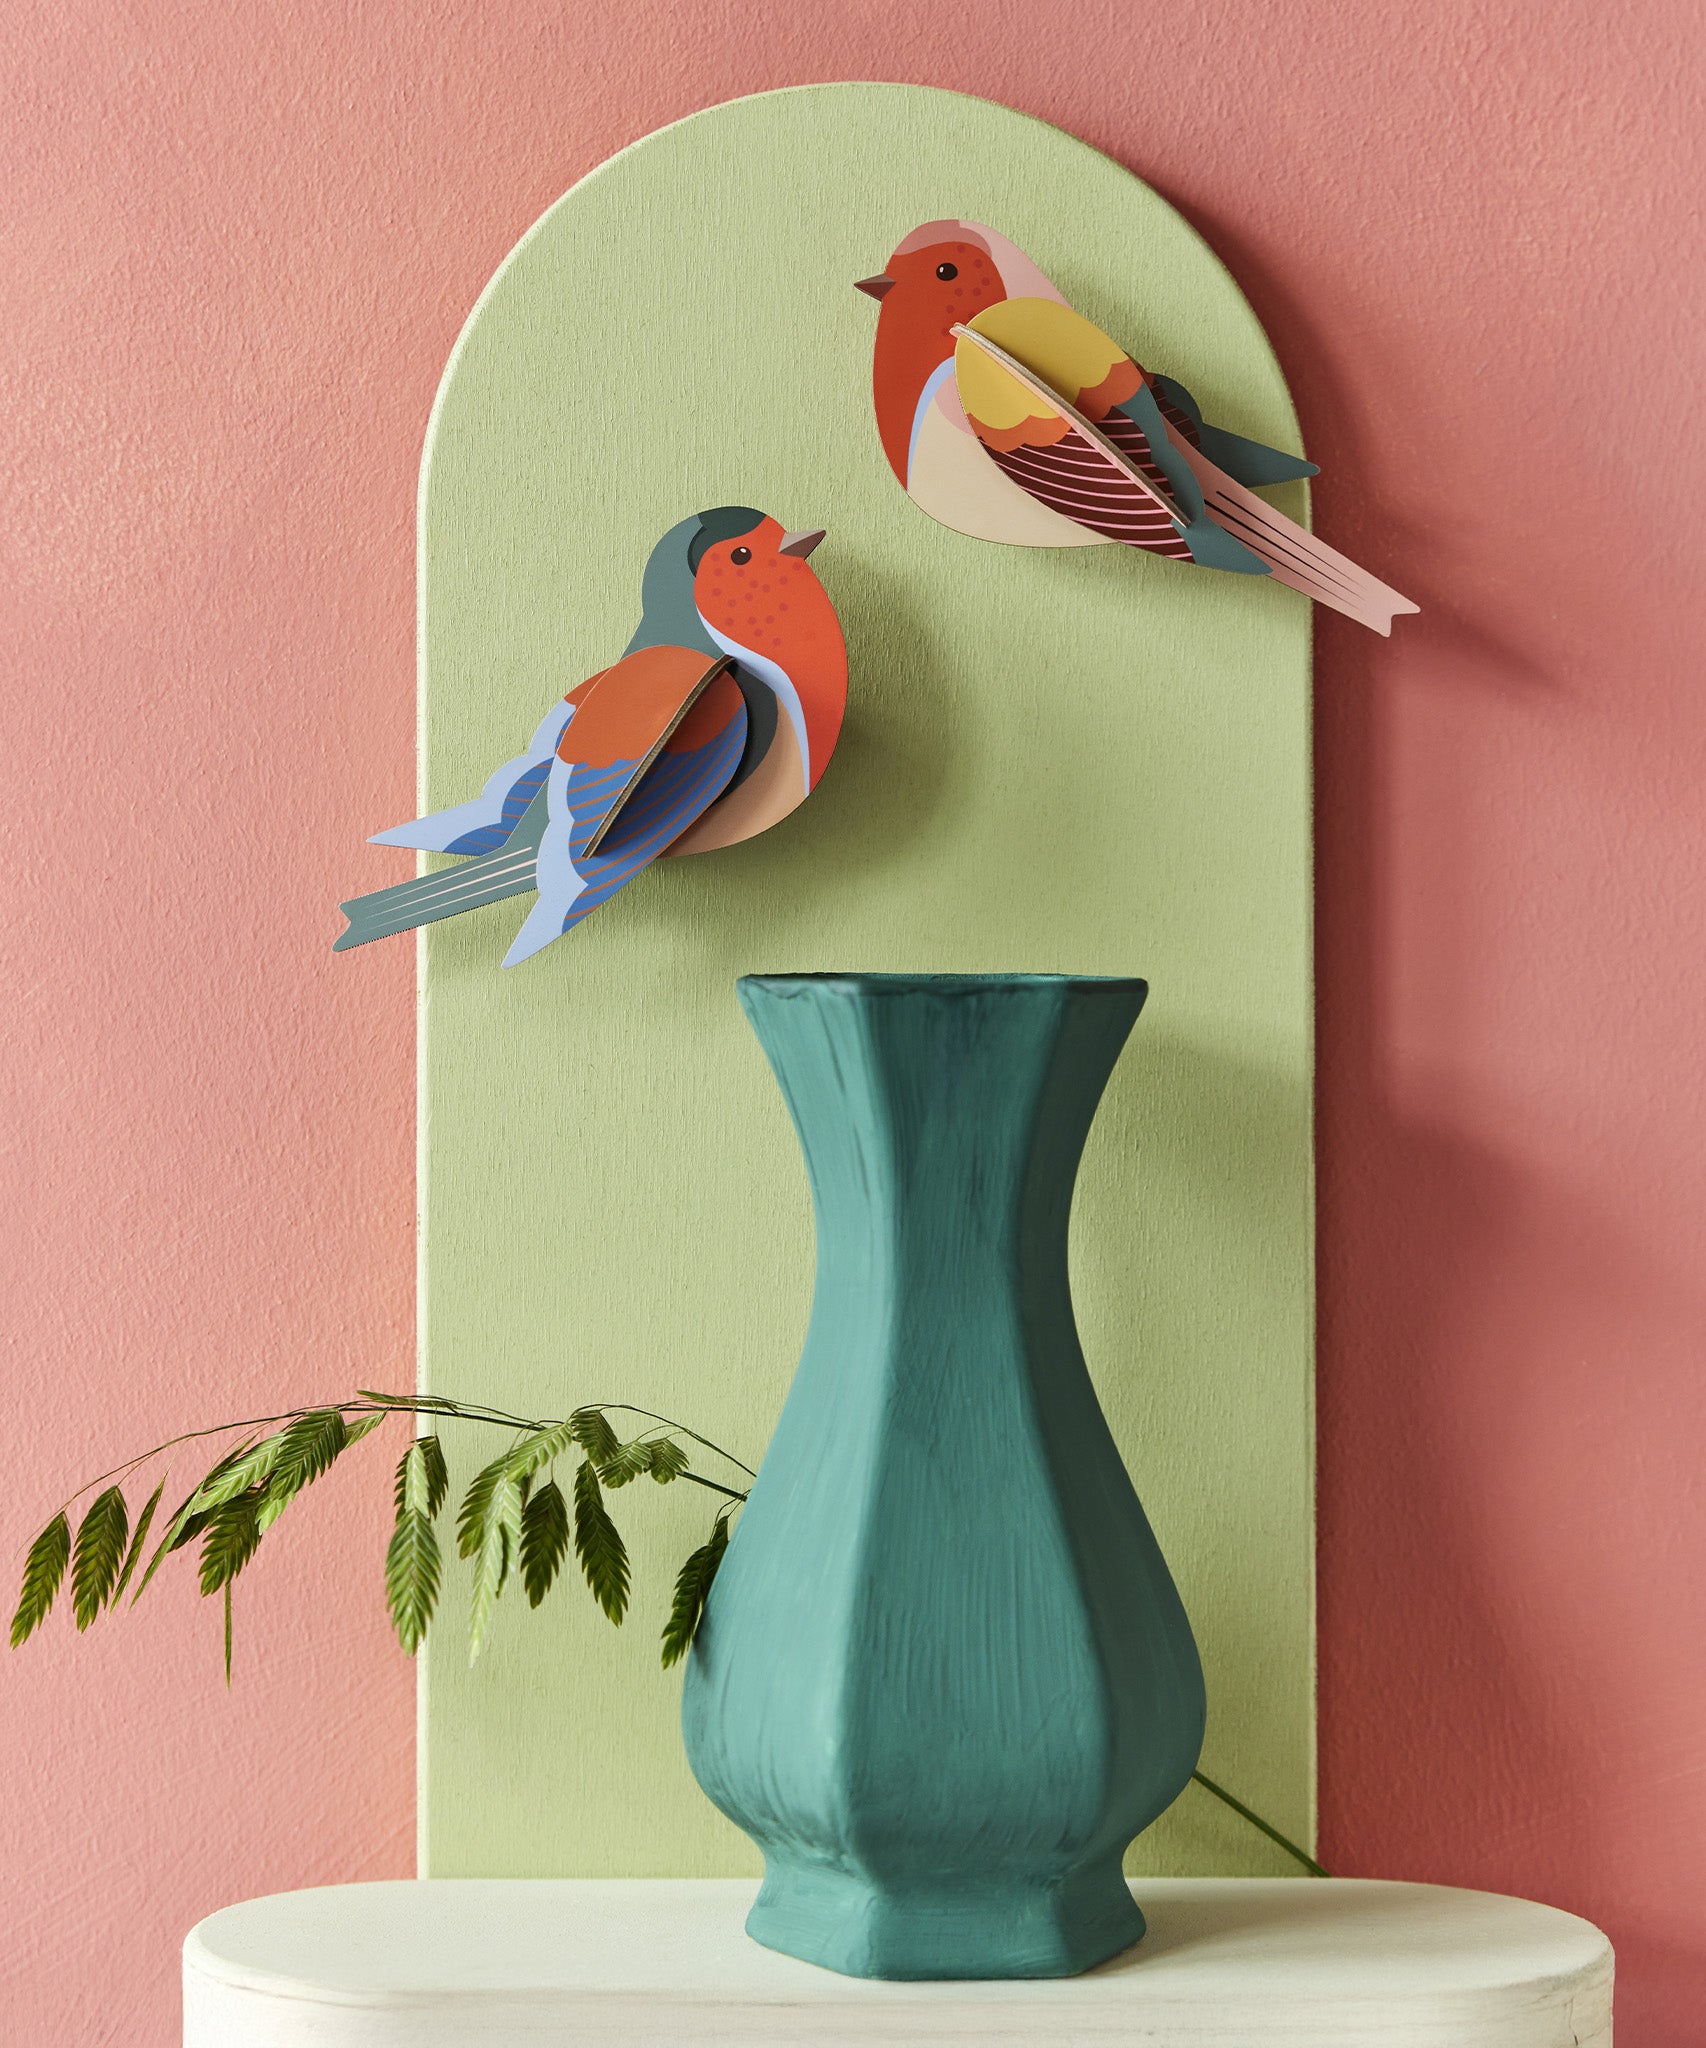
[1170,434,1419,636]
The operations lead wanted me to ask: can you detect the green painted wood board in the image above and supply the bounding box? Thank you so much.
[415,83,1314,1881]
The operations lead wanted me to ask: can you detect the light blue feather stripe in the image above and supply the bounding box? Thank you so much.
[443,759,553,855]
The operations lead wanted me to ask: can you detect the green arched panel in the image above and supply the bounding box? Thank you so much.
[416,84,1314,1879]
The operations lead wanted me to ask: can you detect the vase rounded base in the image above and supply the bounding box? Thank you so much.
[743,1856,1144,1980]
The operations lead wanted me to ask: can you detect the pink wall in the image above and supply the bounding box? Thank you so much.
[3,4,1701,2041]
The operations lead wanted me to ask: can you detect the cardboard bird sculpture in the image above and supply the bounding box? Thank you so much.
[858,220,1417,635]
[336,507,847,965]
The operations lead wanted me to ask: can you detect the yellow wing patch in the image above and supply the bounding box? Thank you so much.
[955,297,1143,451]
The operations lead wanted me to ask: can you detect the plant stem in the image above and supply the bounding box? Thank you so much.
[51,1408,381,1520]
[582,1404,758,1479]
[676,1471,749,1504]
[363,1391,759,1481]
[39,1392,758,1537]
[1191,1769,1329,1877]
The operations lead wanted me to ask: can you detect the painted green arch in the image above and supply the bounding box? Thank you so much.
[416,84,1314,1880]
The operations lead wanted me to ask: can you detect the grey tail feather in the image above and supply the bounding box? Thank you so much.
[334,843,539,951]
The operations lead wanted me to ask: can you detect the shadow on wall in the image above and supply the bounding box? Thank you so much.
[1175,186,1703,2031]
[1217,213,1591,1895]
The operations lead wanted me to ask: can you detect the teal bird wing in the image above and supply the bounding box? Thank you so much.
[1113,381,1270,576]
[1150,373,1319,488]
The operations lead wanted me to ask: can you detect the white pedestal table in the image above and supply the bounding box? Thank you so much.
[184,1875,1612,2046]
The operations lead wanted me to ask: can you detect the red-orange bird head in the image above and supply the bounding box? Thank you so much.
[858,224,1010,487]
[690,514,847,792]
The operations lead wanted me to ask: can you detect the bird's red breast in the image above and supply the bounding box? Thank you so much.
[693,517,847,792]
[870,235,1008,485]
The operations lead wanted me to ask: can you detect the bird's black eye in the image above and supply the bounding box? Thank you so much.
[730,546,752,566]
[936,262,958,281]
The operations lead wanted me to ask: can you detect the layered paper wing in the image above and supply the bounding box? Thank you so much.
[955,297,1418,634]
[336,646,740,954]
[547,646,740,857]
[366,686,593,855]
[953,299,1194,562]
[501,655,747,967]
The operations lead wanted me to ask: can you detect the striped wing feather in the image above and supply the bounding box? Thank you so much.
[548,673,748,936]
[556,646,735,856]
[986,412,1195,560]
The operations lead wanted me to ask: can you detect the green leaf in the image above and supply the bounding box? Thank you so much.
[660,1516,730,1668]
[169,1506,216,1554]
[185,1433,288,1516]
[10,1513,71,1648]
[253,1488,290,1536]
[142,1435,256,1574]
[646,1440,690,1485]
[224,1580,234,1685]
[385,1509,442,1655]
[71,1487,129,1629]
[395,1436,449,1519]
[132,1430,265,1600]
[456,1450,512,1561]
[467,1471,523,1663]
[419,1435,449,1517]
[198,1493,263,1598]
[272,1408,349,1491]
[112,1478,165,1602]
[253,1409,349,1533]
[572,1460,629,1625]
[569,1407,620,1467]
[597,1438,654,1489]
[131,1458,232,1606]
[520,1479,570,1607]
[503,1419,578,1483]
[345,1410,389,1445]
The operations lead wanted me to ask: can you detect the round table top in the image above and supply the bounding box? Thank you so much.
[184,1875,1613,2047]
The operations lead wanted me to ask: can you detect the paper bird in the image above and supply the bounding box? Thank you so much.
[857,221,1416,635]
[336,507,847,966]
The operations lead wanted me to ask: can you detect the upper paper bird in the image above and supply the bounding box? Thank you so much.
[857,221,1416,635]
[335,507,847,966]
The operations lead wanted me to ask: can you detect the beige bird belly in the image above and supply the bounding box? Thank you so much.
[665,713,808,856]
[907,395,1110,548]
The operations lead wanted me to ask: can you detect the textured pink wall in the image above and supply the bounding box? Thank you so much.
[3,4,1701,2042]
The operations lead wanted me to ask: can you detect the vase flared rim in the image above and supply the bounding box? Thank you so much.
[738,972,1148,998]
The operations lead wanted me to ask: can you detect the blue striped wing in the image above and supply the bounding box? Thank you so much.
[501,695,748,967]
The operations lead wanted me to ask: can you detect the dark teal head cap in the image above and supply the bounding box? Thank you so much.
[687,505,766,573]
[628,506,766,656]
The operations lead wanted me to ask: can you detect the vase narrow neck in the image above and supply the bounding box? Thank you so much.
[739,976,1145,1304]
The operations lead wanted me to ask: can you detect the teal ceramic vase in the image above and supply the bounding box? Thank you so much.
[680,973,1206,1981]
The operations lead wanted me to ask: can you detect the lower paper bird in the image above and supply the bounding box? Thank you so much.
[857,221,1416,635]
[335,507,847,966]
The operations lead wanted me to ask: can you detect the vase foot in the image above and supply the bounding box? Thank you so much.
[744,1858,1143,1980]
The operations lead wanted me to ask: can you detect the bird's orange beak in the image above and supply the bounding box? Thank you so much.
[778,528,826,559]
[855,274,894,300]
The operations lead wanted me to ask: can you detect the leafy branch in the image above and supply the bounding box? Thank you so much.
[10,1393,751,1680]
[8,1392,1326,1876]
